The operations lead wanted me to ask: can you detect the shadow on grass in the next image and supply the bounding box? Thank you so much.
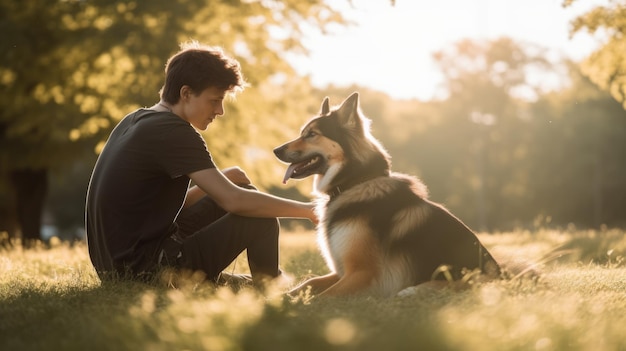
[240,294,458,351]
[0,280,170,351]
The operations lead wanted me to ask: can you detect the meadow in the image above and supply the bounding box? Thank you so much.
[1,228,625,351]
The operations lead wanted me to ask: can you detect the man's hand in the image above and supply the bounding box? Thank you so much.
[221,166,251,186]
[307,203,319,225]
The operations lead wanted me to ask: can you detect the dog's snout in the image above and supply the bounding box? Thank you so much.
[273,145,285,157]
[274,145,285,156]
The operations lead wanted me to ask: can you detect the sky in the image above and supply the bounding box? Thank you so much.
[287,0,609,100]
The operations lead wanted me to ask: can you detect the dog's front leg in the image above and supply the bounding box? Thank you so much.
[288,273,340,296]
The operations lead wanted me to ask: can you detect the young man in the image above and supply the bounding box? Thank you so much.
[85,41,316,285]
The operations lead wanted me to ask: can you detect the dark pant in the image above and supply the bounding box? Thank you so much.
[166,195,281,283]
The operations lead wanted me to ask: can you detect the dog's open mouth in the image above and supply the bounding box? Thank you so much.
[282,154,326,184]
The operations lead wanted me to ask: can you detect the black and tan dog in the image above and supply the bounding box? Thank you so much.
[274,92,500,297]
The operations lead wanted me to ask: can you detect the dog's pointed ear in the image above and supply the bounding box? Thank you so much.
[336,92,362,130]
[320,97,330,115]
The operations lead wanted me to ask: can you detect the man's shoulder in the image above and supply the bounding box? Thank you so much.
[127,109,194,132]
[133,109,182,123]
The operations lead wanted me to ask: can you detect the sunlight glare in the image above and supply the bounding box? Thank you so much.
[290,0,609,100]
[324,317,357,345]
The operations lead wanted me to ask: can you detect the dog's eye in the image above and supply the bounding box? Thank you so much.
[304,131,317,139]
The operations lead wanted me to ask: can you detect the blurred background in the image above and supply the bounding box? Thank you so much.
[1,0,625,245]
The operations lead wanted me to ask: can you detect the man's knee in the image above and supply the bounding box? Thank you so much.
[236,216,279,237]
[253,216,279,234]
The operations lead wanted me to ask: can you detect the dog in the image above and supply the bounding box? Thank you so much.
[274,92,501,297]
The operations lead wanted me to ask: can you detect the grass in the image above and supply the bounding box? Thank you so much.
[1,228,626,351]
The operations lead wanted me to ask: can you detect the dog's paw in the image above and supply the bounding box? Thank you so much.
[396,286,420,297]
[396,281,452,298]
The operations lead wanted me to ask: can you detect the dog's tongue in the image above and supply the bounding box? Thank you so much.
[282,164,298,184]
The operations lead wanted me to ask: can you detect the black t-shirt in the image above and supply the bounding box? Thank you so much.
[85,109,215,279]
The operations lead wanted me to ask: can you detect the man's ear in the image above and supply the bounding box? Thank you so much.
[180,85,192,101]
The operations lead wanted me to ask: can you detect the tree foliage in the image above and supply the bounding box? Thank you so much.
[0,0,346,240]
[567,0,626,108]
[347,38,626,230]
[3,1,625,238]
[424,38,559,230]
[529,65,626,228]
[0,0,345,169]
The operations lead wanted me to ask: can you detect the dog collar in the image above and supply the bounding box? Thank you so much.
[328,186,343,199]
[327,170,390,200]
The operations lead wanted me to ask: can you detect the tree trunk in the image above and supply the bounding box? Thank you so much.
[592,154,603,229]
[10,168,48,248]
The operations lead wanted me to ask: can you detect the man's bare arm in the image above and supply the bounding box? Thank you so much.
[183,166,251,209]
[188,168,316,222]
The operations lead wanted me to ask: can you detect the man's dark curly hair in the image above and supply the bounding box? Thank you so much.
[159,41,246,104]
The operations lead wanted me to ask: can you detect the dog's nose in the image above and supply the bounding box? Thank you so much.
[273,145,286,158]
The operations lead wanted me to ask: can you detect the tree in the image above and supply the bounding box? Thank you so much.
[425,38,560,230]
[567,0,626,108]
[529,63,626,228]
[0,0,346,245]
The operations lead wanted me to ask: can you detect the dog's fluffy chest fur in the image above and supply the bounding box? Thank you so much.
[317,221,355,275]
[315,174,428,277]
